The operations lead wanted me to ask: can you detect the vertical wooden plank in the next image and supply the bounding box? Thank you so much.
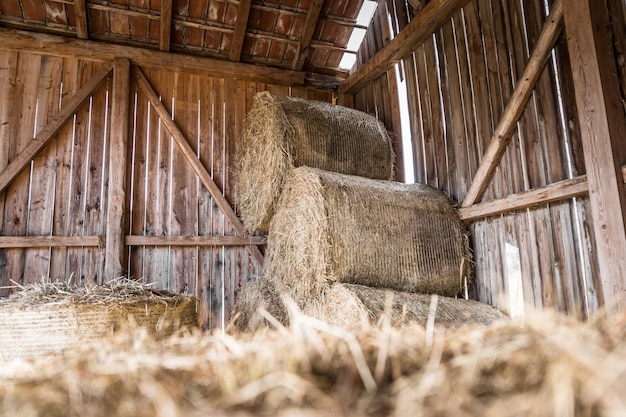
[0,50,19,294]
[65,60,94,285]
[563,0,626,311]
[50,57,78,282]
[403,54,424,184]
[80,62,108,284]
[2,53,41,288]
[197,74,215,328]
[223,76,237,323]
[127,78,148,282]
[24,55,64,281]
[415,44,436,187]
[170,71,199,294]
[211,77,226,328]
[150,68,174,289]
[105,58,130,281]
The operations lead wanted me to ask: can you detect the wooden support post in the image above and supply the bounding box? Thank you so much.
[74,0,89,39]
[564,0,626,310]
[229,0,252,62]
[104,58,131,281]
[462,0,563,207]
[0,61,113,194]
[159,0,173,52]
[132,66,265,267]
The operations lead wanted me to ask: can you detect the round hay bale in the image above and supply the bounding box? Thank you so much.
[265,167,470,310]
[231,277,370,332]
[0,280,197,360]
[231,278,503,332]
[343,283,507,328]
[236,91,395,232]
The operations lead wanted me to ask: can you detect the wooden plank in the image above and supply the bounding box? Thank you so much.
[0,50,18,294]
[230,0,252,62]
[197,74,215,328]
[159,0,173,51]
[462,0,563,207]
[132,66,264,267]
[104,58,131,281]
[49,57,79,281]
[170,71,199,294]
[0,236,100,248]
[339,0,471,94]
[125,235,266,246]
[291,0,324,70]
[0,29,342,89]
[74,0,89,39]
[563,0,626,311]
[0,61,113,195]
[1,52,42,288]
[23,55,64,281]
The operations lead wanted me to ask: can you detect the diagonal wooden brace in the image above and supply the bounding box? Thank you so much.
[0,61,113,195]
[132,65,265,267]
[462,0,563,208]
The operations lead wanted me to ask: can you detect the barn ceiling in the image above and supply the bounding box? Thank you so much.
[0,0,371,79]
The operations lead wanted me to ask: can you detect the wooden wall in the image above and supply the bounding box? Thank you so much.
[349,0,626,318]
[0,48,332,328]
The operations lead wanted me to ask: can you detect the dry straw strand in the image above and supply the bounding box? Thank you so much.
[236,92,395,232]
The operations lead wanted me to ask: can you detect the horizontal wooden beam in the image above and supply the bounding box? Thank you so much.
[132,66,265,267]
[0,235,267,248]
[0,236,101,248]
[0,28,342,89]
[338,0,471,95]
[458,175,588,222]
[458,165,626,222]
[462,0,563,207]
[125,235,267,246]
[0,61,113,195]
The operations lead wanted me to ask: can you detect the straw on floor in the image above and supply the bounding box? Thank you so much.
[236,92,395,232]
[1,309,624,417]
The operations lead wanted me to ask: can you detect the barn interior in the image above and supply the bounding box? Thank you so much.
[0,0,625,329]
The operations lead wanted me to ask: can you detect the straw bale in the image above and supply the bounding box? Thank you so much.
[0,279,197,360]
[265,167,470,309]
[236,92,395,232]
[1,310,625,417]
[231,279,502,332]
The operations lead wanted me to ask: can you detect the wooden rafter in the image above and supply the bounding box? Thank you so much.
[563,0,626,310]
[74,0,89,39]
[292,0,324,70]
[230,0,252,62]
[461,0,563,208]
[338,0,471,95]
[131,66,265,267]
[159,0,173,51]
[0,61,113,195]
[0,29,342,89]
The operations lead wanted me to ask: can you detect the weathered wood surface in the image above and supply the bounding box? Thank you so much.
[339,0,472,94]
[349,0,614,318]
[0,29,342,89]
[462,0,563,207]
[563,0,626,312]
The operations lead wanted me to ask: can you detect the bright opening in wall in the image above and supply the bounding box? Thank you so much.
[505,243,525,318]
[339,0,378,70]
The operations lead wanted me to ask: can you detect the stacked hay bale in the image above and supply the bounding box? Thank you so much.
[234,92,504,331]
[236,92,395,232]
[0,279,197,360]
